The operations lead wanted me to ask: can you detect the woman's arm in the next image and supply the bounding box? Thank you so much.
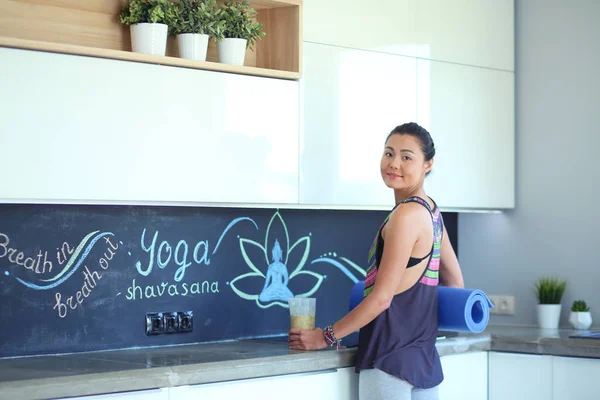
[439,225,464,288]
[288,203,422,350]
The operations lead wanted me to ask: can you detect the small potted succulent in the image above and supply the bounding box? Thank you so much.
[534,276,566,329]
[119,0,177,56]
[172,0,225,61]
[215,0,266,66]
[569,300,592,330]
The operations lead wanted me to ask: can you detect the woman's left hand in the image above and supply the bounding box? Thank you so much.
[288,328,328,351]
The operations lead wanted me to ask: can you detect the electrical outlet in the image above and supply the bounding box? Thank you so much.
[488,295,515,315]
[178,311,193,333]
[145,311,193,335]
[163,312,179,333]
[145,313,164,335]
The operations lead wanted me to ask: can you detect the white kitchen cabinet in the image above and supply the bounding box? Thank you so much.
[300,42,417,208]
[415,0,514,71]
[553,356,600,400]
[417,59,515,210]
[303,0,514,71]
[0,47,299,205]
[57,388,168,400]
[439,352,488,400]
[169,368,358,400]
[337,366,360,399]
[488,352,553,400]
[303,0,417,58]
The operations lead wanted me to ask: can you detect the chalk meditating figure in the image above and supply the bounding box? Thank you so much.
[259,239,294,303]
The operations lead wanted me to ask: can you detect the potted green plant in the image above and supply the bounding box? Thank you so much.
[534,277,567,329]
[172,0,225,61]
[569,300,592,330]
[119,0,177,56]
[215,0,266,66]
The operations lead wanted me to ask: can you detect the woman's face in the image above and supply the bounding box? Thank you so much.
[380,134,433,190]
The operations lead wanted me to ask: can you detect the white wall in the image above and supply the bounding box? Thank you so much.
[458,0,600,327]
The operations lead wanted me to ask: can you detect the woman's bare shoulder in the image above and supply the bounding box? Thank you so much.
[383,201,429,237]
[390,201,430,221]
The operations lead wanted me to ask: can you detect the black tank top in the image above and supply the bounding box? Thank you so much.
[355,196,444,389]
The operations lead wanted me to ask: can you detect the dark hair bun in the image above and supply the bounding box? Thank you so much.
[387,122,436,162]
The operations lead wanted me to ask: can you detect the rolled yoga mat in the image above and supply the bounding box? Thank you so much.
[348,281,493,333]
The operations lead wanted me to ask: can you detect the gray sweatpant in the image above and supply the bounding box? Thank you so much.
[359,368,439,400]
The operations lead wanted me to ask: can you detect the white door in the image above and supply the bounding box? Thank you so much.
[414,0,514,70]
[303,0,417,58]
[0,48,299,205]
[417,59,515,210]
[488,352,552,400]
[57,388,168,400]
[300,42,417,208]
[169,369,353,400]
[553,355,600,400]
[439,352,488,400]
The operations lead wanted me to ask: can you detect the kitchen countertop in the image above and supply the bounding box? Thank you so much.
[489,325,600,359]
[0,326,599,400]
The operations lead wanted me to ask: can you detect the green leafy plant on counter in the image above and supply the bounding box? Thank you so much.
[571,300,590,312]
[172,0,226,37]
[215,0,266,50]
[119,0,177,26]
[534,277,567,304]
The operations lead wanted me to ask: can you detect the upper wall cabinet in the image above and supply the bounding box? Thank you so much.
[415,0,515,71]
[417,59,515,209]
[0,48,299,205]
[300,42,416,208]
[300,42,515,211]
[303,0,514,71]
[303,0,418,58]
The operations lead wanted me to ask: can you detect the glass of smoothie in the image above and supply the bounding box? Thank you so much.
[288,297,316,330]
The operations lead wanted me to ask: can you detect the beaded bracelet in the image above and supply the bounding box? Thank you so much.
[323,324,341,350]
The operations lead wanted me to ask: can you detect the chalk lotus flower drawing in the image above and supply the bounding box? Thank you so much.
[229,211,324,308]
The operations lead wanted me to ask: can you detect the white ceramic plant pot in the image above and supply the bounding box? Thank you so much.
[569,311,592,330]
[217,38,247,66]
[537,304,562,329]
[177,33,209,61]
[130,23,168,56]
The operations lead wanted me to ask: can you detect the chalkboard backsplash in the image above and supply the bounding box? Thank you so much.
[0,204,457,358]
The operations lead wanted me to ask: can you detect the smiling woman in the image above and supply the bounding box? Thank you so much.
[288,122,465,400]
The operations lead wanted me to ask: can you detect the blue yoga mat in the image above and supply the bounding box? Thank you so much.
[437,286,493,333]
[348,281,493,333]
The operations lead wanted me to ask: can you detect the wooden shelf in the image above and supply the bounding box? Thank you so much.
[0,0,302,80]
[246,0,302,8]
[0,36,300,80]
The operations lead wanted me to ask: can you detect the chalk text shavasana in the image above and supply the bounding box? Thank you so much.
[53,237,120,318]
[0,232,74,274]
[125,278,219,300]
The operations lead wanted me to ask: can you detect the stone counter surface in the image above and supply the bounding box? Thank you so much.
[489,326,600,358]
[0,326,598,400]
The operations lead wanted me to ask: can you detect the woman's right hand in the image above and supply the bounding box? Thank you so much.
[288,328,327,351]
